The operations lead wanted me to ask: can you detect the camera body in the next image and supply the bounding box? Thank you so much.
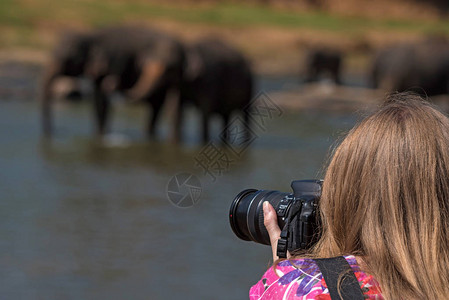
[229,180,322,258]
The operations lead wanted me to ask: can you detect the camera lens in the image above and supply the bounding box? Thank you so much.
[229,189,290,245]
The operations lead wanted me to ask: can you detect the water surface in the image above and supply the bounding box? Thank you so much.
[0,75,359,299]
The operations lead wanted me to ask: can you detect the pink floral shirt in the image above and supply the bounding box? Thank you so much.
[250,255,383,299]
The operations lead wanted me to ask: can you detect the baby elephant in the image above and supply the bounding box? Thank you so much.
[179,38,253,143]
[303,48,342,85]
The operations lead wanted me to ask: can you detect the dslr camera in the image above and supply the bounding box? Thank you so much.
[229,180,322,258]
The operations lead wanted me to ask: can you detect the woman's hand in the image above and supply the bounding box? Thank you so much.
[263,201,282,262]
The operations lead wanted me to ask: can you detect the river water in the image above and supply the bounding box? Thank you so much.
[0,70,359,299]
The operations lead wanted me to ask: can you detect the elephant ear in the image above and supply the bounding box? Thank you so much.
[127,54,166,100]
[184,48,203,81]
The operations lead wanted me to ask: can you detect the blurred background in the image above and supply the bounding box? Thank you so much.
[2,0,449,299]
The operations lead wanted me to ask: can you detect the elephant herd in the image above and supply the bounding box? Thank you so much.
[305,37,449,103]
[42,26,449,143]
[41,26,253,143]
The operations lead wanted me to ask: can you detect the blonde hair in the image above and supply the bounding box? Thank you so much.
[310,93,449,299]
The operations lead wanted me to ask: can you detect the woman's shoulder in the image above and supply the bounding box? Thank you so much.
[250,255,383,300]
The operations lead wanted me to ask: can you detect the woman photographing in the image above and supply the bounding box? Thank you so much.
[251,93,449,299]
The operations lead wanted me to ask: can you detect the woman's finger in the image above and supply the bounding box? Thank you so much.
[263,201,281,261]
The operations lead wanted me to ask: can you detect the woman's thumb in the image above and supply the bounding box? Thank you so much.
[263,201,280,238]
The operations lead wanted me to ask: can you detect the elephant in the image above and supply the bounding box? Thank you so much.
[41,26,185,139]
[370,39,449,96]
[303,48,342,85]
[179,38,253,143]
[41,31,94,135]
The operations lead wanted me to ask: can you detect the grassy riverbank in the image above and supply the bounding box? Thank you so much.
[1,0,449,74]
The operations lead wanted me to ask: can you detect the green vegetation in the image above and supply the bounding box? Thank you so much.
[1,0,449,49]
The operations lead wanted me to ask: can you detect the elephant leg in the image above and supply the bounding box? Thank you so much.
[40,68,58,137]
[172,96,184,143]
[93,86,110,136]
[147,101,163,138]
[201,112,210,144]
[243,108,252,144]
[221,114,230,144]
[146,88,168,139]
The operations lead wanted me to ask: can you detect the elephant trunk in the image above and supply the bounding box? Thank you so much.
[127,60,166,101]
[40,63,59,137]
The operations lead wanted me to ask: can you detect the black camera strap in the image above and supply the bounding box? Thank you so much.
[276,228,289,258]
[314,256,365,300]
[277,201,303,258]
